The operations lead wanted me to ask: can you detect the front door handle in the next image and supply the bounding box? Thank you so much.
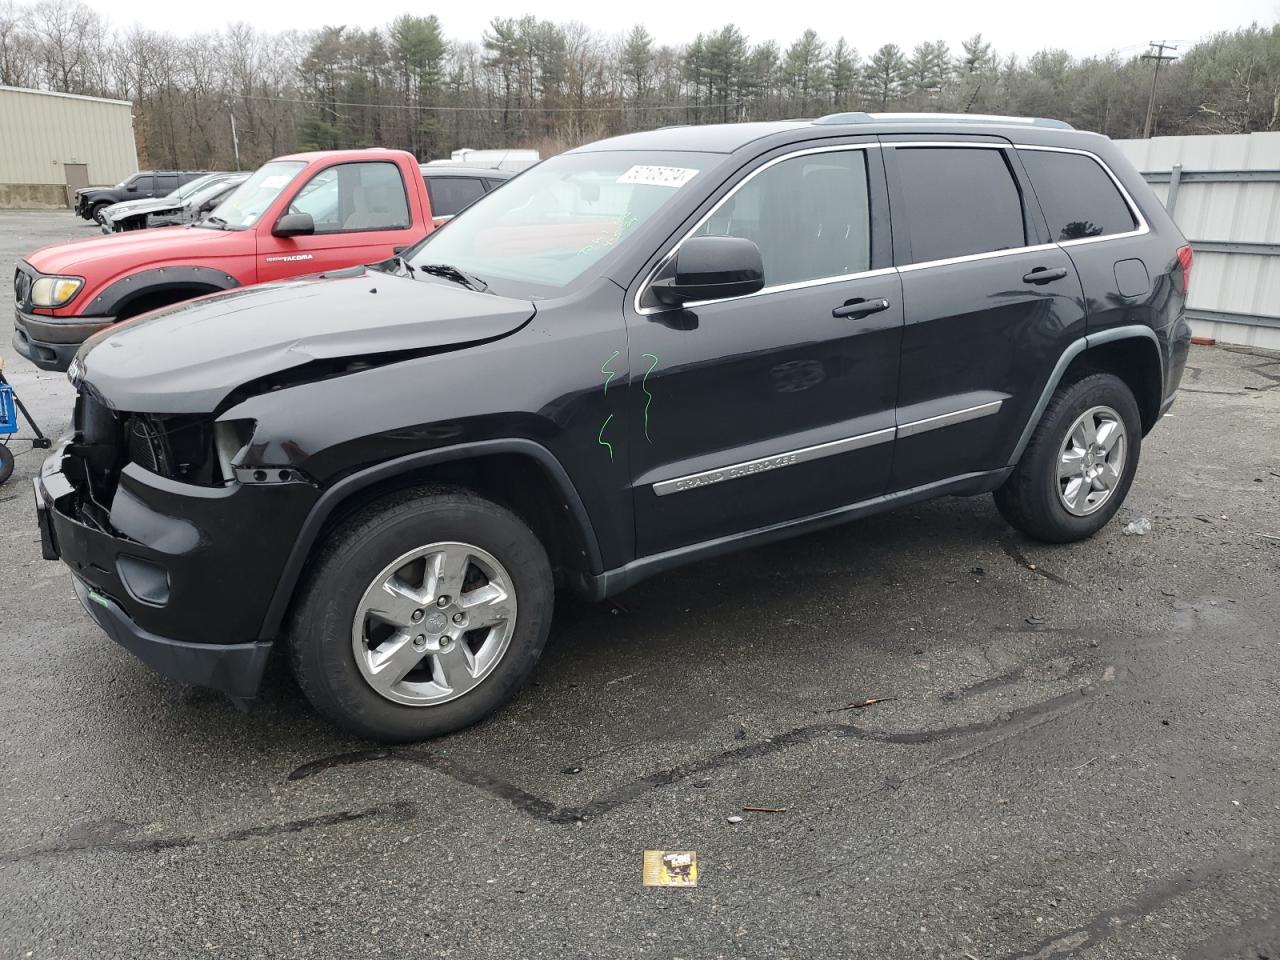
[832,297,891,319]
[1023,266,1069,285]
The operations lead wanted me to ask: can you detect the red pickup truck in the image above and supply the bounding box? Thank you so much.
[14,148,505,372]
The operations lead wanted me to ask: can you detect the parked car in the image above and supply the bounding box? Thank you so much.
[15,149,441,371]
[99,172,239,233]
[35,114,1191,742]
[102,174,250,234]
[73,171,211,223]
[419,164,514,227]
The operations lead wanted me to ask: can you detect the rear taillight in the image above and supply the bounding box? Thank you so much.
[1176,244,1193,295]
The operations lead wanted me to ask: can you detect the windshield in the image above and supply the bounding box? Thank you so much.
[405,151,716,298]
[206,161,306,229]
[186,177,244,208]
[166,174,222,203]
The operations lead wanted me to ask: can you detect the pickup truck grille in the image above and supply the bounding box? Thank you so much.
[13,265,32,311]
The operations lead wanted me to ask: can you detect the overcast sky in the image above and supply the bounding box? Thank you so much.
[95,0,1277,57]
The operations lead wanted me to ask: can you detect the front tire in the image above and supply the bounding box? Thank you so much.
[290,486,553,742]
[994,372,1142,543]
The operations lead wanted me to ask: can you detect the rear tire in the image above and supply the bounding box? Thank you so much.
[994,372,1141,543]
[290,485,553,742]
[0,445,13,485]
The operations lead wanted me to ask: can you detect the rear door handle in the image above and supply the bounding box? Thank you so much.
[832,297,891,319]
[1022,267,1069,285]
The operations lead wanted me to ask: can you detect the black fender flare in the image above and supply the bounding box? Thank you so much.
[84,266,241,318]
[1007,324,1164,466]
[256,438,605,640]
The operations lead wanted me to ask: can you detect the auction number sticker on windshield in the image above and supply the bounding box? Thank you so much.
[617,165,699,188]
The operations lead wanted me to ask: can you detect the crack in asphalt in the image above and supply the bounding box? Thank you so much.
[996,844,1280,960]
[285,682,1103,826]
[999,536,1081,590]
[0,800,419,863]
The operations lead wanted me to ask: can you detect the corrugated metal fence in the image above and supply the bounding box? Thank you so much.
[1114,133,1280,351]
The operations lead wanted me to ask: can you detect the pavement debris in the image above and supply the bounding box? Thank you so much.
[1123,516,1153,536]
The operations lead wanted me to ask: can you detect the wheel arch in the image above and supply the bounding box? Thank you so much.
[85,266,241,318]
[1009,325,1164,466]
[257,439,604,641]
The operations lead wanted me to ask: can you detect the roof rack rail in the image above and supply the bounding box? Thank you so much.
[813,112,1074,130]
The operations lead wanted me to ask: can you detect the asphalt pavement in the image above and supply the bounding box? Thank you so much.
[1,211,1278,959]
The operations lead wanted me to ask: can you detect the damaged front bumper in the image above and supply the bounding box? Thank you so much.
[34,439,315,701]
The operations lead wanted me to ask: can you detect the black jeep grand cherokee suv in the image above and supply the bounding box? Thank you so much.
[36,114,1191,742]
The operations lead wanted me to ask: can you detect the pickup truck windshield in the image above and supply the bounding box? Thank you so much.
[406,151,716,298]
[206,161,307,229]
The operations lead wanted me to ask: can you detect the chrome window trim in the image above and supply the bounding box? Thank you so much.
[634,142,883,316]
[634,140,1150,314]
[1012,144,1150,246]
[896,399,1004,438]
[652,427,894,497]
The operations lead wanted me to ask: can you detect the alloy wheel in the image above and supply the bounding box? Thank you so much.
[351,541,517,706]
[1056,404,1127,517]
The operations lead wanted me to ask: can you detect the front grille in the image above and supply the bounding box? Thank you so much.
[13,267,32,310]
[70,391,126,508]
[127,418,169,475]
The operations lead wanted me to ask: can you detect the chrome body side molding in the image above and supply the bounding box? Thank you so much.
[651,428,895,497]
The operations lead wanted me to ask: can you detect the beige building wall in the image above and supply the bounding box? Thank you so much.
[0,86,138,208]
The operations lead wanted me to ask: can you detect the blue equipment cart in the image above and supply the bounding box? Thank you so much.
[0,356,52,485]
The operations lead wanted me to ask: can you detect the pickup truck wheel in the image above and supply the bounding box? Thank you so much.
[90,202,109,225]
[994,372,1141,543]
[290,486,553,742]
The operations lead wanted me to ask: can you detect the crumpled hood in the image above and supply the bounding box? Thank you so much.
[78,268,535,413]
[104,196,184,221]
[26,225,244,274]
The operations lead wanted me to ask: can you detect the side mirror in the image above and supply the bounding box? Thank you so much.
[126,183,139,192]
[649,236,764,307]
[272,212,315,238]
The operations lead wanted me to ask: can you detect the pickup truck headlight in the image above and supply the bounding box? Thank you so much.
[30,276,84,307]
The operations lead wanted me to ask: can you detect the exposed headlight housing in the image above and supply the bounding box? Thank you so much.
[213,419,257,482]
[30,276,84,307]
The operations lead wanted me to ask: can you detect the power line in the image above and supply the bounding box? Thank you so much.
[235,91,742,113]
[1140,40,1178,139]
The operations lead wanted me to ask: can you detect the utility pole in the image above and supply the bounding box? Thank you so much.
[226,103,241,170]
[1141,41,1178,139]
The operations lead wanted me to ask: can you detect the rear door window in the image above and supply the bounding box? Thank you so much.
[893,147,1026,264]
[427,177,487,218]
[1019,149,1137,242]
[154,174,179,194]
[692,148,872,287]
